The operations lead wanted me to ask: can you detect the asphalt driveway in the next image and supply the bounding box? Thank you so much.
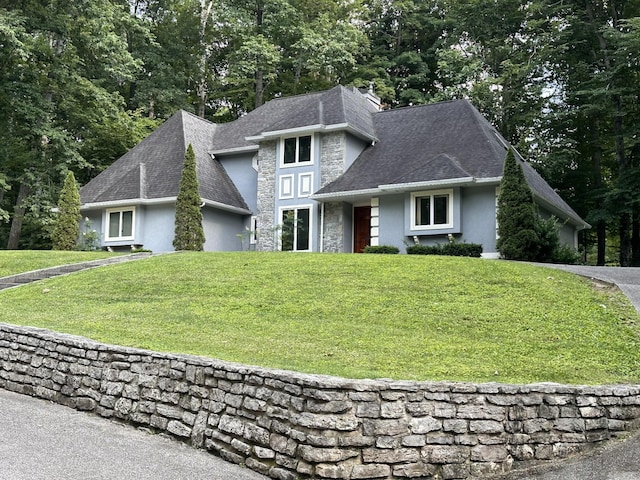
[0,389,267,480]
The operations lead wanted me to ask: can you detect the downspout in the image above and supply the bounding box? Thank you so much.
[319,202,325,253]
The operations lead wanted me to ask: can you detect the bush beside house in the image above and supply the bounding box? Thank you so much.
[173,144,205,251]
[51,172,81,251]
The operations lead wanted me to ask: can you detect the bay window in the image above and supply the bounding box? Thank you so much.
[106,208,135,240]
[411,190,453,230]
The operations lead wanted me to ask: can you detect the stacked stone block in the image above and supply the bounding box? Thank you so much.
[1,323,639,480]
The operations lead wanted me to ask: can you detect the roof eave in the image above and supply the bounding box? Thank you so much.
[210,145,259,156]
[81,197,252,215]
[378,177,476,193]
[246,123,377,143]
[532,193,591,231]
[311,187,383,202]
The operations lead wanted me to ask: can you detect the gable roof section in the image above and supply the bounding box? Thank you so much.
[315,99,587,228]
[80,111,249,213]
[210,86,378,153]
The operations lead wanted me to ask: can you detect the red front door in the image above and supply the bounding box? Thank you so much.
[353,206,371,253]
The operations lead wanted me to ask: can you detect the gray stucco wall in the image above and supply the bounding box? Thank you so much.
[202,208,247,252]
[375,187,498,255]
[460,186,498,256]
[219,153,259,212]
[378,194,405,250]
[138,204,176,252]
[1,323,639,480]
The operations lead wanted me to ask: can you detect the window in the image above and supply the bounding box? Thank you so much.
[411,190,453,230]
[282,135,312,165]
[106,208,135,240]
[280,207,311,251]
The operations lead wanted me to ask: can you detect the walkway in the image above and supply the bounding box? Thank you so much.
[0,253,154,291]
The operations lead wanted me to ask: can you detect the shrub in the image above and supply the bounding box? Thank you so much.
[173,144,205,251]
[496,148,539,260]
[51,171,81,250]
[551,244,581,265]
[363,245,400,254]
[406,243,482,257]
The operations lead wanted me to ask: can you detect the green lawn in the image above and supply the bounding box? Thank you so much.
[0,251,120,277]
[1,251,639,385]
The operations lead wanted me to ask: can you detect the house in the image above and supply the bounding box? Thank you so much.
[79,85,589,255]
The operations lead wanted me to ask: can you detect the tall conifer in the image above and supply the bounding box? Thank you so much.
[173,144,205,251]
[496,149,539,260]
[51,171,81,250]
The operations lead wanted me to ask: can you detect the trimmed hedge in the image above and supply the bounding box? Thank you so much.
[406,242,483,257]
[363,245,400,254]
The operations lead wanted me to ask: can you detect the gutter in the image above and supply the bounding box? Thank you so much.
[246,123,377,144]
[81,197,252,216]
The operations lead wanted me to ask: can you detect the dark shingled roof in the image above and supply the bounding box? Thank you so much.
[210,85,378,152]
[316,99,585,226]
[80,111,249,212]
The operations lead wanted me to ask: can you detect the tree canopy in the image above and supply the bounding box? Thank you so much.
[1,0,639,264]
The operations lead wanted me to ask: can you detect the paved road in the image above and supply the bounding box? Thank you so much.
[497,430,640,480]
[0,389,267,480]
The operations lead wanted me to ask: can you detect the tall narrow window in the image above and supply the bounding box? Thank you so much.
[282,135,312,165]
[280,207,311,251]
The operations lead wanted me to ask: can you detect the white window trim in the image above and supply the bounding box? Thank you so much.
[410,189,454,230]
[298,172,314,197]
[105,207,136,241]
[279,134,314,168]
[278,204,313,252]
[279,174,294,199]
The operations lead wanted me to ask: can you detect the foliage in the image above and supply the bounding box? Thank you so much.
[173,144,205,251]
[79,217,100,252]
[363,245,400,254]
[497,149,540,261]
[0,252,639,385]
[51,172,81,251]
[406,242,483,257]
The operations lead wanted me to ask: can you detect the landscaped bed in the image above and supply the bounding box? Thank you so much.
[0,251,638,385]
[0,251,121,278]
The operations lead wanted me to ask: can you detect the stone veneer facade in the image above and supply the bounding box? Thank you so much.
[256,140,277,251]
[255,132,349,253]
[2,322,640,480]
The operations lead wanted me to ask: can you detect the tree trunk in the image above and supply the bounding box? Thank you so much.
[591,119,606,266]
[632,208,640,267]
[196,1,214,118]
[254,1,264,109]
[7,182,31,250]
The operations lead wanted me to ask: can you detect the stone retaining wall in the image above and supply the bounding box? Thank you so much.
[1,323,639,480]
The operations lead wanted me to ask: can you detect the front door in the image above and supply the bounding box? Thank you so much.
[353,206,371,253]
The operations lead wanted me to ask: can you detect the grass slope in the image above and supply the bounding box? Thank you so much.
[0,251,120,277]
[0,252,638,385]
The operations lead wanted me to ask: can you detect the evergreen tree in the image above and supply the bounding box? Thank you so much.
[497,149,539,260]
[173,144,205,251]
[51,171,81,250]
